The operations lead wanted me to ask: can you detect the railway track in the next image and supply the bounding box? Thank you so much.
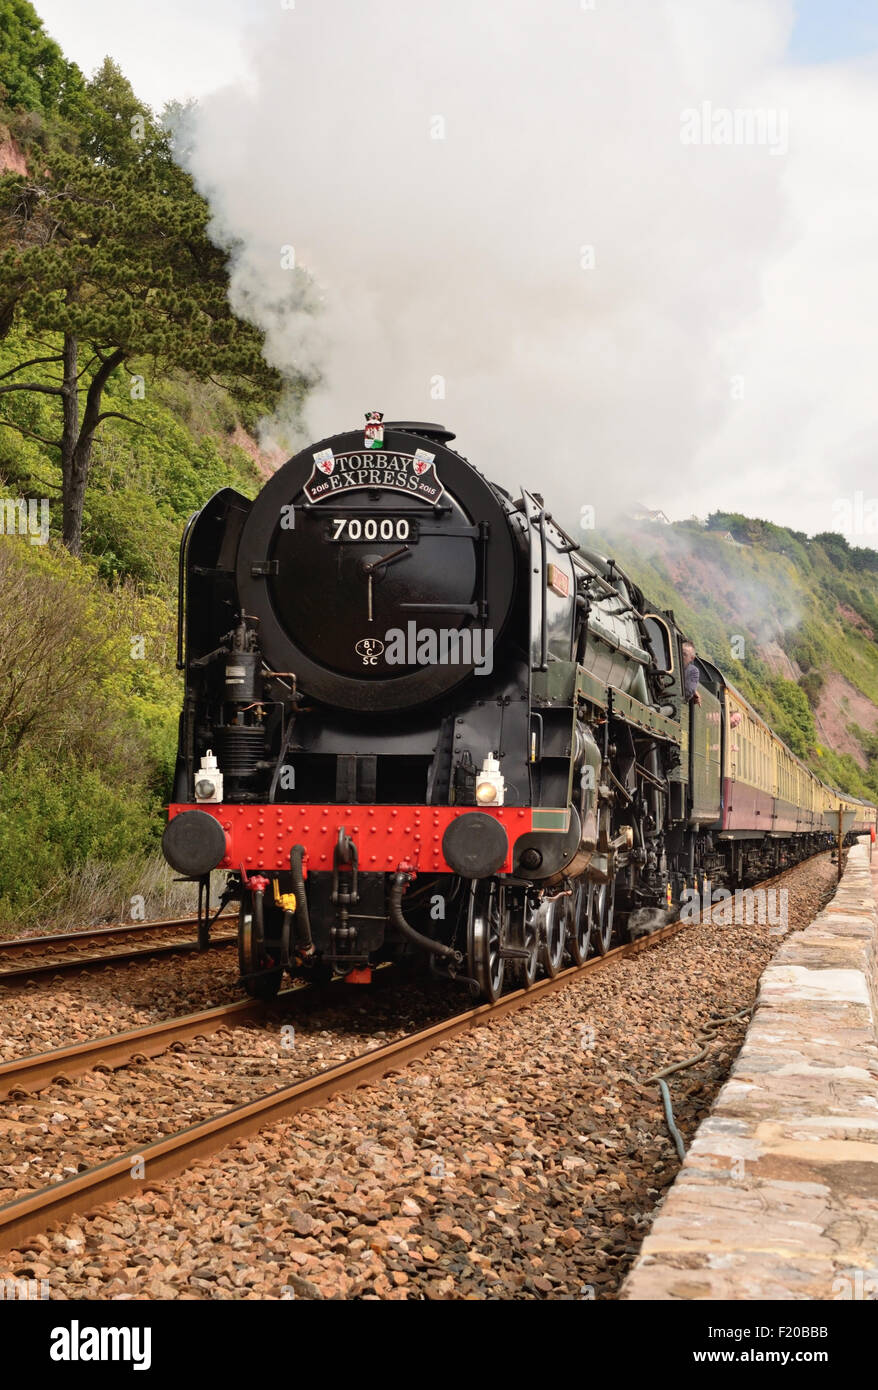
[0,994,297,1100]
[0,915,236,985]
[0,914,206,954]
[0,915,688,1255]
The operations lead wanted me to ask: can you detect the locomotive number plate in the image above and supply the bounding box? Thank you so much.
[326,517,418,543]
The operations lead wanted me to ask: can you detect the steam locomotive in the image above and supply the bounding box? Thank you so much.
[162,419,876,1000]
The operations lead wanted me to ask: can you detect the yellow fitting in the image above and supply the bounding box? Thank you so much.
[272,879,297,913]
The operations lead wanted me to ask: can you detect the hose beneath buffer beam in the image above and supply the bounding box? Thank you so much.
[289,845,315,956]
[389,871,462,962]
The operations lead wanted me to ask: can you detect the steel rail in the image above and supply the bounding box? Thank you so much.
[0,935,237,985]
[0,914,231,957]
[0,991,306,1100]
[0,963,398,1096]
[0,917,689,1254]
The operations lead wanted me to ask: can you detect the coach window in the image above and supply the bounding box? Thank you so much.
[739,725,746,782]
[759,735,764,789]
[739,728,750,783]
[759,730,764,787]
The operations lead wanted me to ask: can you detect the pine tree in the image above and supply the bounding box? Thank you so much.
[0,49,286,553]
[0,0,83,116]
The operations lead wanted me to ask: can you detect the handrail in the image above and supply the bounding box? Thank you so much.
[538,507,548,671]
[176,510,200,671]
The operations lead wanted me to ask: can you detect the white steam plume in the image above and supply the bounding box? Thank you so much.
[181,1,876,538]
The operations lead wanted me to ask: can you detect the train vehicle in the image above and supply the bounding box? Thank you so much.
[162,419,877,1000]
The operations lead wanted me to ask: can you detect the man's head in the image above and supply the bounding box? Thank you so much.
[681,640,695,663]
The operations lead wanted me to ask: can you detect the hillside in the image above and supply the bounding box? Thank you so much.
[0,4,874,932]
[0,320,279,928]
[0,2,295,927]
[597,515,878,802]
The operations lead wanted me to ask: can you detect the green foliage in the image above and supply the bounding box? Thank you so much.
[0,750,157,919]
[0,534,179,774]
[0,321,263,587]
[0,0,84,117]
[600,517,878,800]
[800,669,824,708]
[0,16,299,925]
[0,56,295,552]
[811,531,878,574]
[0,58,284,395]
[707,510,811,571]
[768,677,816,758]
[812,747,875,803]
[0,534,182,918]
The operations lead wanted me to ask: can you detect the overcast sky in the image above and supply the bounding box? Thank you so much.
[34,1,878,544]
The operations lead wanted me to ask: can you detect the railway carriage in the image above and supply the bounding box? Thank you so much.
[162,420,877,1000]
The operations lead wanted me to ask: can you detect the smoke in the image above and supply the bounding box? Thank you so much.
[180,1,877,536]
[607,520,804,649]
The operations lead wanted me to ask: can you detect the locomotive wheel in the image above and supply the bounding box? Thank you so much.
[565,878,594,965]
[539,896,566,978]
[467,878,506,1003]
[590,879,616,956]
[516,892,540,988]
[238,894,284,1000]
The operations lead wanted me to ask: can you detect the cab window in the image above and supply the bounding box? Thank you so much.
[643,616,674,673]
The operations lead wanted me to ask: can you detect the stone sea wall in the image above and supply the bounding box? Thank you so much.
[623,838,878,1300]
